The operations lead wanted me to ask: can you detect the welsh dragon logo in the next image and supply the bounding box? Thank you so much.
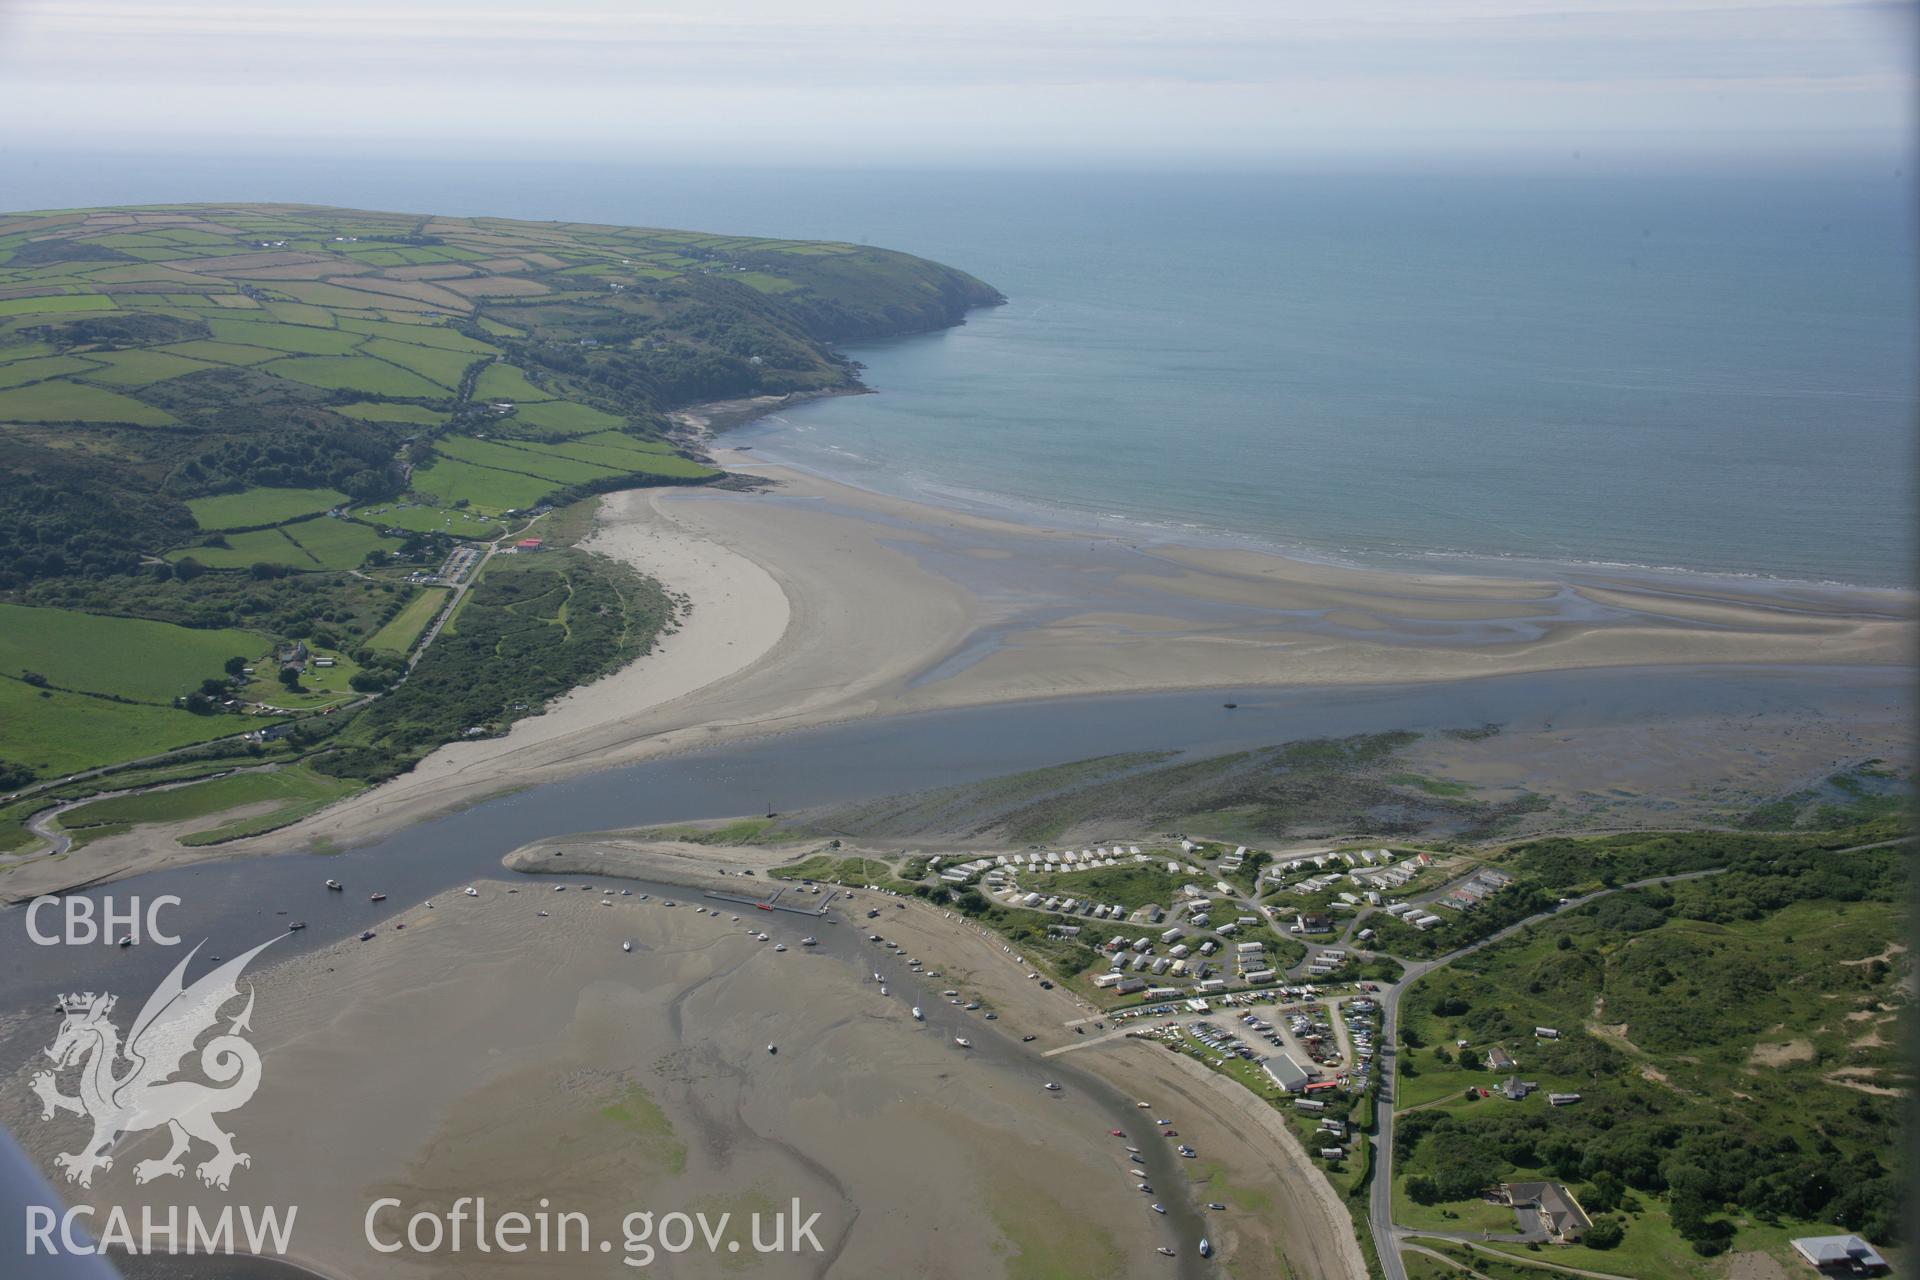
[33,936,280,1191]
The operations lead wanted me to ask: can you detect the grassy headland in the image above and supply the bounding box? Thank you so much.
[0,203,998,845]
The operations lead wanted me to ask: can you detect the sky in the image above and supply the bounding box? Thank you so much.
[0,0,1912,167]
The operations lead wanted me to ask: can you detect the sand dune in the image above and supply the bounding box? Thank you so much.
[24,452,1906,895]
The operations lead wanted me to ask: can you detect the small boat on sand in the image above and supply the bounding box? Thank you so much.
[1151,1203,1165,1214]
[954,1037,971,1048]
[359,931,375,941]
[912,1006,923,1020]
[1044,1082,1061,1092]
[879,984,888,995]
[463,886,479,897]
[775,944,788,953]
[622,940,633,953]
[767,1044,777,1054]
[800,936,817,946]
[1199,1238,1213,1257]
[537,911,549,918]
[1157,1246,1176,1257]
[325,880,342,891]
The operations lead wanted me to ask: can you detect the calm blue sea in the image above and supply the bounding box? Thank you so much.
[9,155,1913,584]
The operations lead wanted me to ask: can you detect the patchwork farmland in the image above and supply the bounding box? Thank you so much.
[0,202,998,855]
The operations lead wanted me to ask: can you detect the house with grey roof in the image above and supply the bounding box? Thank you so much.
[1505,1181,1591,1244]
[1791,1236,1889,1276]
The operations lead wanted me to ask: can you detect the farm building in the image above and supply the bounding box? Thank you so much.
[1790,1237,1889,1276]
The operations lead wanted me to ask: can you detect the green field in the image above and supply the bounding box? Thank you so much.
[75,348,215,387]
[56,765,361,846]
[354,501,501,538]
[501,398,627,433]
[263,355,445,397]
[279,517,398,570]
[0,604,264,702]
[433,436,623,484]
[473,362,553,401]
[533,436,680,471]
[359,337,487,389]
[0,355,101,388]
[0,677,248,780]
[154,340,282,366]
[0,201,999,793]
[0,293,117,317]
[187,486,348,531]
[444,434,716,482]
[338,316,498,352]
[204,318,365,355]
[0,379,176,425]
[171,518,396,570]
[169,527,310,569]
[367,587,448,653]
[409,456,555,512]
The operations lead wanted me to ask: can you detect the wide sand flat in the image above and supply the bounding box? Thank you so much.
[4,886,1182,1279]
[17,454,1907,898]
[248,458,1907,855]
[495,841,1368,1280]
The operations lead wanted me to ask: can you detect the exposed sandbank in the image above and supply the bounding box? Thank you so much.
[13,450,1909,895]
[256,456,1910,851]
[3,885,1185,1278]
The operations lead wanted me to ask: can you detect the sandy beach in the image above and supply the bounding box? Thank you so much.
[242,451,1908,856]
[9,441,1908,900]
[4,883,1207,1279]
[499,837,1370,1280]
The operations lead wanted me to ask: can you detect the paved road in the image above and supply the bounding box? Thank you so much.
[1363,837,1912,1280]
[1365,867,1732,1280]
[2,512,547,835]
